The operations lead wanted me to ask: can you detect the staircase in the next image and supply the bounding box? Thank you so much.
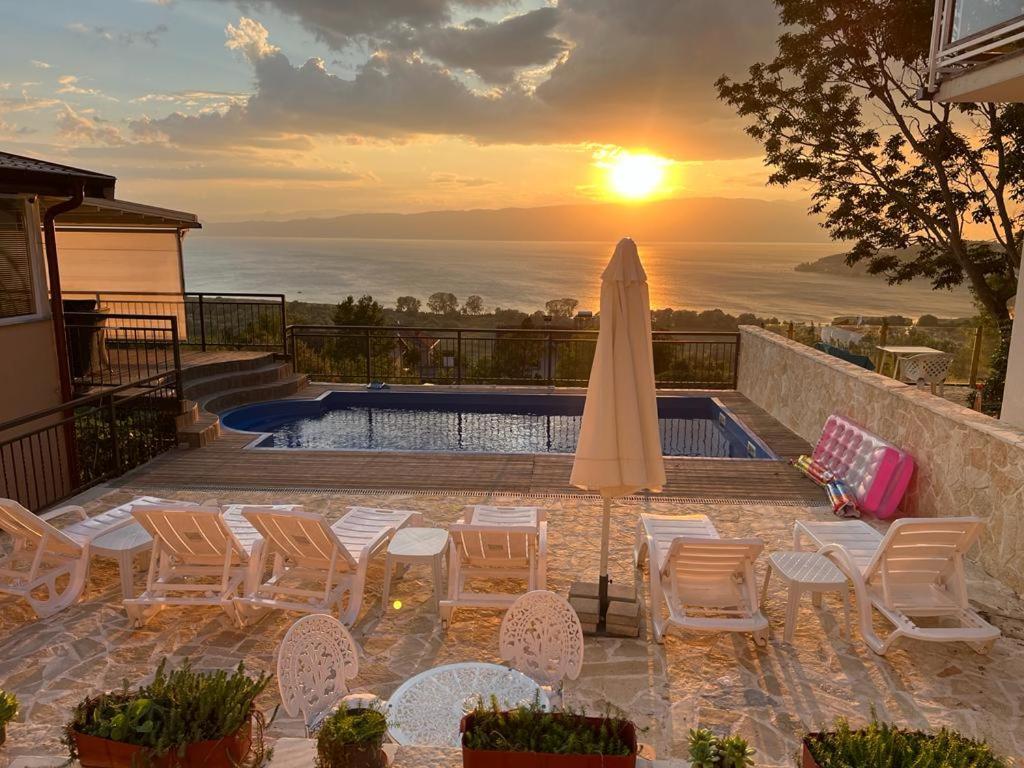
[175,353,307,448]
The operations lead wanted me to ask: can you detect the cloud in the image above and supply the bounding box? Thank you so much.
[56,75,117,101]
[31,60,51,69]
[226,17,281,60]
[430,172,494,186]
[56,105,125,146]
[0,90,60,113]
[68,21,169,46]
[414,7,568,85]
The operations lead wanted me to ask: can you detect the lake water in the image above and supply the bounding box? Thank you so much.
[183,236,976,322]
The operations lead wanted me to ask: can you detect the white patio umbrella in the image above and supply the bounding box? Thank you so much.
[570,237,665,621]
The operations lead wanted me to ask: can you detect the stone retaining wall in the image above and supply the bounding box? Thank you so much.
[737,325,1024,594]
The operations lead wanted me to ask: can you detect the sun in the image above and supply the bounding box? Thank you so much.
[602,150,674,201]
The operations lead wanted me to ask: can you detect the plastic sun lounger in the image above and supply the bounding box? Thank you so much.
[636,513,768,645]
[794,517,1001,655]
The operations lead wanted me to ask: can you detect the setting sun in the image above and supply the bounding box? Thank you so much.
[594,149,677,201]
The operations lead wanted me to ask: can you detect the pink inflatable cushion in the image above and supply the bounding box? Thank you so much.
[812,414,915,518]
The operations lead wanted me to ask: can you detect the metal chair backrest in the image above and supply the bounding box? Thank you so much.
[499,590,583,687]
[277,613,360,727]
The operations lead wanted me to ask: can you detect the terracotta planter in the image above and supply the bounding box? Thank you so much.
[460,714,638,768]
[72,720,252,768]
[0,722,6,748]
[801,735,822,768]
[318,740,388,768]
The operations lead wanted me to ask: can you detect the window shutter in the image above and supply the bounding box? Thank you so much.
[0,201,35,319]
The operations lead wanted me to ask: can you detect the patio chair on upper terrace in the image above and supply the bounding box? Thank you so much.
[794,517,1001,655]
[899,352,954,396]
[440,505,548,628]
[635,513,768,645]
[235,505,422,626]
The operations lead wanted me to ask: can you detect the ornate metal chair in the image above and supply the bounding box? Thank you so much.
[498,590,583,708]
[276,613,380,735]
[899,352,954,396]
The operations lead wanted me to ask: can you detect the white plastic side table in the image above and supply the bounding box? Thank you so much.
[382,527,449,612]
[761,550,852,642]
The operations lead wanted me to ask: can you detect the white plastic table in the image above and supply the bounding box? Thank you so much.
[386,662,549,746]
[382,527,449,612]
[876,345,943,379]
[761,550,852,642]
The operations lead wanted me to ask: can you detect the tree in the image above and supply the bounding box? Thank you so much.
[332,295,385,326]
[463,295,484,315]
[545,297,579,319]
[395,296,421,314]
[716,1,1021,362]
[427,292,459,315]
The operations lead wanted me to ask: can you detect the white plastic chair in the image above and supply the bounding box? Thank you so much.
[637,513,768,645]
[236,505,420,626]
[499,590,583,708]
[277,614,380,735]
[123,505,256,627]
[899,353,954,396]
[795,517,1001,655]
[440,506,547,627]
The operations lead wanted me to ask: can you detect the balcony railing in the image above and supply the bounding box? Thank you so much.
[927,0,1024,90]
[60,291,288,354]
[286,325,740,389]
[0,371,181,511]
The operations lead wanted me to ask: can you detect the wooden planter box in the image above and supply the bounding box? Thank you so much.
[460,714,638,768]
[72,719,252,768]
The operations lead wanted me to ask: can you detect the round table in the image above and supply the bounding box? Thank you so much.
[382,527,450,612]
[386,662,549,746]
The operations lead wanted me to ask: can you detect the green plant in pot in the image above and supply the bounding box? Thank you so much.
[63,658,272,768]
[315,703,388,768]
[802,717,1006,768]
[0,689,18,747]
[687,728,755,768]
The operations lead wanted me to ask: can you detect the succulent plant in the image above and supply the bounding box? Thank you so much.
[719,734,756,768]
[688,728,721,768]
[0,689,18,726]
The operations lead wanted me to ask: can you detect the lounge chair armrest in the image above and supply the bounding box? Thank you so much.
[537,522,548,589]
[40,504,88,522]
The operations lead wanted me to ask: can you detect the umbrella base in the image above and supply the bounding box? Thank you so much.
[569,580,641,637]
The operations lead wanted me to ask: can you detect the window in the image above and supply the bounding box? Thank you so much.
[0,200,36,320]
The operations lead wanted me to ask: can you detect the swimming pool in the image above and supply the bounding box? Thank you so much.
[222,392,776,459]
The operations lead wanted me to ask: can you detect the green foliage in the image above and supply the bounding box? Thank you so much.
[64,659,271,759]
[0,689,18,726]
[315,706,388,768]
[461,695,635,757]
[395,295,422,314]
[806,717,1006,768]
[333,295,386,327]
[687,728,755,768]
[427,292,459,315]
[545,297,579,319]
[463,295,485,315]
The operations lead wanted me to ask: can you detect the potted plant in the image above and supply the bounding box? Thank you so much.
[63,659,272,768]
[0,689,18,747]
[688,728,755,768]
[801,717,1006,768]
[315,703,389,768]
[460,695,638,768]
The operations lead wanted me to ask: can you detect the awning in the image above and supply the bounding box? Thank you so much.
[42,196,201,230]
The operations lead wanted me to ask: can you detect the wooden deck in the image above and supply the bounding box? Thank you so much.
[118,387,822,504]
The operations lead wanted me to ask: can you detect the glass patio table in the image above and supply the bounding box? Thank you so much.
[386,662,549,746]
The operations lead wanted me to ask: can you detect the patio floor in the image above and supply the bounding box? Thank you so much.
[2,487,1023,766]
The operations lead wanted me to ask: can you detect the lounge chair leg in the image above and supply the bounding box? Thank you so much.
[752,628,768,647]
[971,639,995,655]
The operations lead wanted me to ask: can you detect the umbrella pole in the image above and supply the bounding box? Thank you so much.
[598,496,611,627]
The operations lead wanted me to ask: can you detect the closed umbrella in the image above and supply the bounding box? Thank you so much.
[570,237,665,624]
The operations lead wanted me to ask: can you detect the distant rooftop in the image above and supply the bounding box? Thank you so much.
[0,150,117,198]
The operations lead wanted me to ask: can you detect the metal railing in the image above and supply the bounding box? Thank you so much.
[60,291,287,354]
[927,0,1024,91]
[286,325,740,389]
[65,312,183,397]
[0,371,181,511]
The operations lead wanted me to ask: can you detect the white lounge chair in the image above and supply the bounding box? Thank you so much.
[236,505,421,626]
[123,504,256,627]
[440,506,547,627]
[636,513,768,645]
[499,590,583,708]
[794,517,1001,654]
[277,614,381,735]
[0,496,192,617]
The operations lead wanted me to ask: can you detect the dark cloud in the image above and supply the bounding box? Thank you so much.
[415,7,568,84]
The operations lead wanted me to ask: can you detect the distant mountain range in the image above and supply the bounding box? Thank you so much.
[205,197,831,242]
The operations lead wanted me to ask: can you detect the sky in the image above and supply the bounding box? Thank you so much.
[0,0,800,221]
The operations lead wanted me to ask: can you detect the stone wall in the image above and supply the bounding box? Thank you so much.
[737,325,1024,595]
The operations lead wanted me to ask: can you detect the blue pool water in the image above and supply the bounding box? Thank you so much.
[222,392,776,459]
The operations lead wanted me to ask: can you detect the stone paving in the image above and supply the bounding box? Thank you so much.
[1,487,1023,767]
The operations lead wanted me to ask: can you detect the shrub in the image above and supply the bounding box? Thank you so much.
[64,659,271,760]
[0,689,18,726]
[462,695,635,756]
[687,728,755,768]
[315,705,388,768]
[805,717,1006,768]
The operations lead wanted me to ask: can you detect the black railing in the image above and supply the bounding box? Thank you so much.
[286,325,740,389]
[0,371,181,511]
[60,291,287,354]
[65,312,183,397]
